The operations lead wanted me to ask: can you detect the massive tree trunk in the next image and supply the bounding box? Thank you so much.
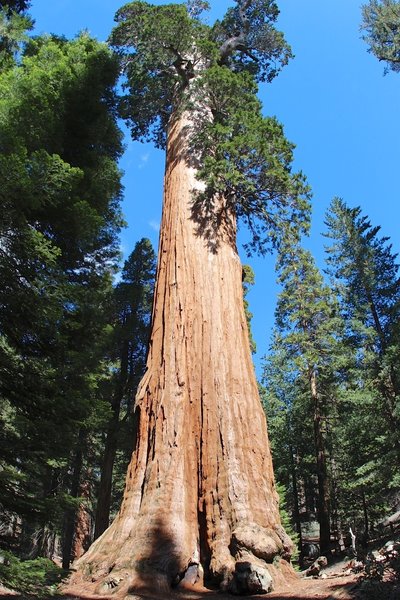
[67,111,292,596]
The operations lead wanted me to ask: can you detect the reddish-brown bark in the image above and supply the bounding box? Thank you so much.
[72,480,92,562]
[66,112,292,596]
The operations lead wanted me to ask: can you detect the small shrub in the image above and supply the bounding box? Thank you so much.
[358,542,400,600]
[0,550,65,596]
[276,482,300,565]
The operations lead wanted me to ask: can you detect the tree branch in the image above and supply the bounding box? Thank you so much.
[218,0,253,62]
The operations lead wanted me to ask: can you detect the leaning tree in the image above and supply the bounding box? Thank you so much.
[68,0,311,595]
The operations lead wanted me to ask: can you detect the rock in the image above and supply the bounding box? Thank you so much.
[231,523,281,562]
[300,542,320,567]
[177,563,201,587]
[304,556,328,577]
[102,576,123,590]
[230,559,273,595]
[381,540,400,556]
[302,542,320,560]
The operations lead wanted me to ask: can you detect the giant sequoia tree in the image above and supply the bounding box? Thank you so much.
[69,1,310,595]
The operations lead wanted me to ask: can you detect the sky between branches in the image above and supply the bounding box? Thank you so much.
[31,0,400,375]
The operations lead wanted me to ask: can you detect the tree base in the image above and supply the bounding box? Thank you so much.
[64,531,294,598]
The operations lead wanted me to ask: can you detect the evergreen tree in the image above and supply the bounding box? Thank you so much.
[68,1,310,595]
[94,239,156,540]
[0,0,32,71]
[361,0,400,73]
[264,243,345,555]
[261,345,308,551]
[0,31,123,556]
[0,1,30,13]
[324,198,400,527]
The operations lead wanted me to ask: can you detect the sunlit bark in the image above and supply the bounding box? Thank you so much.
[67,109,292,595]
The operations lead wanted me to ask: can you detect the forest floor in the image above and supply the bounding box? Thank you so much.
[0,558,398,600]
[0,570,376,600]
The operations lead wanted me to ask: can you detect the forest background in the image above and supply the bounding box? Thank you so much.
[1,0,400,594]
[31,0,400,375]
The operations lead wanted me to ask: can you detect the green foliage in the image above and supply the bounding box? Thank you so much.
[266,202,400,544]
[0,551,64,596]
[273,242,344,377]
[0,7,32,71]
[0,1,31,14]
[186,0,210,19]
[242,264,256,353]
[95,239,156,526]
[324,197,400,530]
[361,0,400,73]
[263,240,348,553]
[213,0,292,82]
[276,482,299,564]
[111,1,212,148]
[111,1,309,254]
[0,30,124,552]
[191,66,311,255]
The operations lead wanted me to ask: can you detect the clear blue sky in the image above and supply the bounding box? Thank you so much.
[30,0,400,376]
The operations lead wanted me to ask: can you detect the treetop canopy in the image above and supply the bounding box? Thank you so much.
[111,0,311,255]
[110,0,291,146]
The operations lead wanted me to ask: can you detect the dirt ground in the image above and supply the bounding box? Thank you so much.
[0,569,372,600]
[0,572,359,600]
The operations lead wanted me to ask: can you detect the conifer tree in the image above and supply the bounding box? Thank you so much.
[264,243,344,556]
[324,198,400,519]
[94,239,156,540]
[361,0,400,73]
[68,0,310,595]
[0,31,123,554]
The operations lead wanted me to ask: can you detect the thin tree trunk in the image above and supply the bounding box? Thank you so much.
[93,421,119,540]
[62,428,86,570]
[289,444,302,550]
[361,488,369,543]
[310,369,330,556]
[94,343,128,540]
[72,479,92,561]
[67,110,292,595]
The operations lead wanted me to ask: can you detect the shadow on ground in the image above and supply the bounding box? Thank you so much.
[0,574,361,600]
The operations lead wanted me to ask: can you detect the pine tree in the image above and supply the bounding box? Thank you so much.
[264,243,345,556]
[0,31,123,556]
[261,345,308,551]
[94,239,156,540]
[361,0,400,73]
[324,197,400,526]
[0,0,32,71]
[242,264,256,354]
[67,1,310,595]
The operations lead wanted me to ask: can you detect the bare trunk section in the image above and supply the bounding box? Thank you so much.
[66,112,292,596]
[62,428,86,569]
[72,480,92,561]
